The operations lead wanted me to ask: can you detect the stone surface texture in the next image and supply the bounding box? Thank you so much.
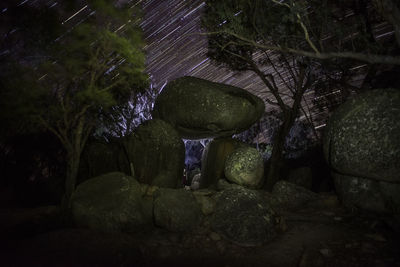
[224,146,264,189]
[211,187,280,246]
[152,76,265,139]
[127,119,185,188]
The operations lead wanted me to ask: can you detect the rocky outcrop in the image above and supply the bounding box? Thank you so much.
[323,88,400,213]
[224,146,264,189]
[127,119,185,188]
[71,172,149,233]
[211,187,281,246]
[152,76,265,139]
[200,137,245,189]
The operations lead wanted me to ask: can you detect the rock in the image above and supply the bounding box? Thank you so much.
[287,167,313,190]
[333,173,400,213]
[323,88,400,183]
[272,180,319,210]
[224,146,264,189]
[211,187,280,246]
[71,172,149,233]
[323,88,400,213]
[153,188,202,232]
[209,232,221,241]
[152,76,265,139]
[200,137,245,188]
[190,173,201,190]
[127,119,185,188]
[193,193,216,215]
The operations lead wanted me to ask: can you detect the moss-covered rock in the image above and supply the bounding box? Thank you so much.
[71,172,149,233]
[153,188,202,232]
[323,88,400,183]
[211,187,281,246]
[200,137,245,189]
[152,76,265,139]
[127,119,185,188]
[224,146,264,189]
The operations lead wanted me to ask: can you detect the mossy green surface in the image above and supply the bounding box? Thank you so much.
[224,146,264,189]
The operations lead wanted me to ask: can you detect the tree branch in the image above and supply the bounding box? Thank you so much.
[197,31,400,65]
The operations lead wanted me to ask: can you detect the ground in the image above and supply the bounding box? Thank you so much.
[1,193,399,267]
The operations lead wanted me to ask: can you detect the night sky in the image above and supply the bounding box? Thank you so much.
[139,0,329,130]
[0,0,332,129]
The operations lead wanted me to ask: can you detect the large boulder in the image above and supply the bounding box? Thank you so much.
[211,187,281,246]
[200,137,245,189]
[323,88,400,213]
[71,172,149,233]
[153,188,203,232]
[323,88,400,183]
[152,76,265,139]
[127,119,185,188]
[224,146,264,189]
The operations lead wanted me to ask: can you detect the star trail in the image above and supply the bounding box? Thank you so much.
[0,0,366,131]
[139,0,328,130]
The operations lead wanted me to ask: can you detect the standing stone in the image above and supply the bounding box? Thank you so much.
[200,138,245,189]
[152,76,265,139]
[224,146,264,189]
[323,88,400,213]
[127,119,185,188]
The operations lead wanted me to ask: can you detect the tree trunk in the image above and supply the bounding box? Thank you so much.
[264,109,297,191]
[64,151,80,207]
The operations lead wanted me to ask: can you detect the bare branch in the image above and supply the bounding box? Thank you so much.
[196,31,400,65]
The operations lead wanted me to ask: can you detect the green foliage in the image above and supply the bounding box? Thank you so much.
[0,0,149,204]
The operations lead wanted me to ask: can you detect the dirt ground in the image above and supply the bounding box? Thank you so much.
[1,197,400,267]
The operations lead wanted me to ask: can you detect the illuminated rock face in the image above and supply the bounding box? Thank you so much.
[152,76,265,139]
[224,146,264,189]
[200,137,245,189]
[323,88,400,213]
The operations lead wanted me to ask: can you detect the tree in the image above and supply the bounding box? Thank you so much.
[201,0,399,189]
[1,0,148,207]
